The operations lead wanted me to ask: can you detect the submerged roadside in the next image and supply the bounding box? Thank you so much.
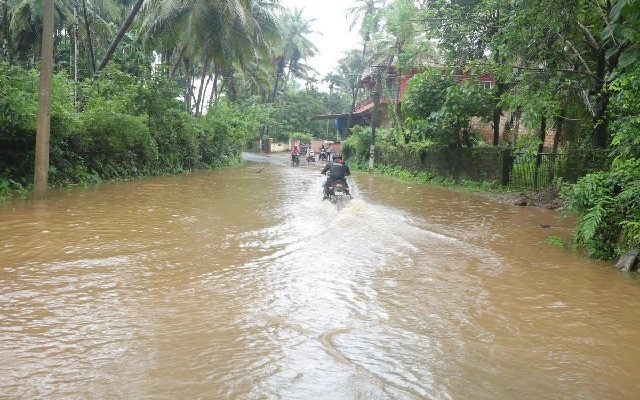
[348,160,640,273]
[347,160,563,210]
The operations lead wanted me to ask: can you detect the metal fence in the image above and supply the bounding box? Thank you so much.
[506,149,611,189]
[364,146,610,190]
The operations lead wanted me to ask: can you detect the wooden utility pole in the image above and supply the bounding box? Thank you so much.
[34,0,54,198]
[368,66,382,173]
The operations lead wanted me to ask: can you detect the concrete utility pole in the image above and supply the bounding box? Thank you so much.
[33,0,54,198]
[369,66,383,173]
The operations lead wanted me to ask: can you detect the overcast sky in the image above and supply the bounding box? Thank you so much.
[279,0,362,81]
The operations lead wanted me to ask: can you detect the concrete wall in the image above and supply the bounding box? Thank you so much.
[270,141,289,152]
[310,140,341,156]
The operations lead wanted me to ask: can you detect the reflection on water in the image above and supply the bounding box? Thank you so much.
[1,154,639,399]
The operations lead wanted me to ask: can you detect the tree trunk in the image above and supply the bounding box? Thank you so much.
[346,85,361,133]
[208,68,218,108]
[369,51,397,172]
[492,105,502,145]
[53,27,58,69]
[34,0,55,198]
[95,0,145,77]
[492,11,502,146]
[228,72,238,102]
[549,113,564,182]
[369,67,382,173]
[552,115,563,155]
[533,116,546,190]
[283,58,296,92]
[171,46,186,77]
[81,0,96,74]
[200,75,211,114]
[271,72,281,102]
[73,5,78,105]
[2,0,10,62]
[195,51,211,116]
[186,65,194,112]
[593,48,609,148]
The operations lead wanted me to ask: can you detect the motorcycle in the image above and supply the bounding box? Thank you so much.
[325,179,352,208]
[307,149,315,162]
[291,152,300,166]
[318,149,327,161]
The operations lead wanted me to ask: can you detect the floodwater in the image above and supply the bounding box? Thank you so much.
[1,152,639,399]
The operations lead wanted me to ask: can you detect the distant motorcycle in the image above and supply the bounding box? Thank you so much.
[291,153,300,166]
[307,149,315,162]
[318,149,327,161]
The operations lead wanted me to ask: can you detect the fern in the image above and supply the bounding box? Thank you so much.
[621,220,640,249]
[574,197,609,244]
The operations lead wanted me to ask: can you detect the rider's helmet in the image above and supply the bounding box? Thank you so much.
[334,155,343,163]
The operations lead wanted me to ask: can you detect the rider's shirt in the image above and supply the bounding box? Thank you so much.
[322,162,351,180]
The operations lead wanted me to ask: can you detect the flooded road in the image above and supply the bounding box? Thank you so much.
[1,152,639,399]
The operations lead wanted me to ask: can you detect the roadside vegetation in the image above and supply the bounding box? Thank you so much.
[1,64,266,196]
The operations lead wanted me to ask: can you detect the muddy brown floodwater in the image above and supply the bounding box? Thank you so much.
[1,152,639,399]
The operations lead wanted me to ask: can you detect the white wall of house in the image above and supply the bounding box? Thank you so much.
[271,142,289,152]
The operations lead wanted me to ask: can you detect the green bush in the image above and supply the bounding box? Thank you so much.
[560,60,640,259]
[545,236,567,248]
[271,89,327,141]
[0,64,323,199]
[402,68,493,147]
[342,125,372,161]
[561,159,640,259]
[0,65,78,187]
[290,132,314,144]
[77,106,157,179]
[196,100,263,167]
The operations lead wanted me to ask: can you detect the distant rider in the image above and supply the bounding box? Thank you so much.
[291,145,299,162]
[321,155,350,198]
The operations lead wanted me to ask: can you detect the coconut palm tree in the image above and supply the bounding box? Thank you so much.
[94,0,145,76]
[143,0,281,111]
[346,0,385,46]
[7,0,118,73]
[271,7,317,100]
[345,0,386,129]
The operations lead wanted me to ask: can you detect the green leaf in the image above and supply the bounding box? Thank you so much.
[610,0,629,23]
[618,43,640,70]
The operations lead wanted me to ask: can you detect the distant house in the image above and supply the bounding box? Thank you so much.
[311,66,420,140]
[314,66,557,147]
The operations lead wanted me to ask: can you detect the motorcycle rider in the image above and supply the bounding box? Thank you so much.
[307,146,315,161]
[319,145,326,161]
[321,155,350,198]
[291,145,300,163]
